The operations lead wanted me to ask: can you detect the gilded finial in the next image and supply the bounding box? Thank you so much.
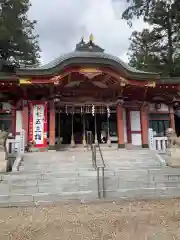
[89,33,94,42]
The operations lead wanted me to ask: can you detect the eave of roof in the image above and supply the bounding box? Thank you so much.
[15,51,160,80]
[0,72,18,80]
[158,77,180,84]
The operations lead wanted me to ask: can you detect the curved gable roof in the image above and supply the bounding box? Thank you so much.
[17,51,160,80]
[39,51,152,74]
[17,36,160,80]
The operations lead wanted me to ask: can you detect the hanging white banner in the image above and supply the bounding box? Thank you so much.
[33,104,45,145]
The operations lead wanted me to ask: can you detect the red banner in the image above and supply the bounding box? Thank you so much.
[28,102,33,143]
[28,101,47,148]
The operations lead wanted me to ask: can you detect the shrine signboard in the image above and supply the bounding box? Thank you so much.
[29,101,47,148]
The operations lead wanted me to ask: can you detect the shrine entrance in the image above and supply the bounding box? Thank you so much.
[55,105,114,146]
[60,113,83,144]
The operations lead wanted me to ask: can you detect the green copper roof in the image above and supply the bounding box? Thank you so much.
[38,51,154,73]
[17,51,159,80]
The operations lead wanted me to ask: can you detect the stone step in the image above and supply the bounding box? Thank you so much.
[1,187,180,207]
[0,190,96,207]
[19,165,160,171]
[0,165,175,178]
[0,175,99,195]
[21,157,160,163]
[22,155,157,160]
[2,179,180,196]
[20,162,94,165]
[2,168,180,189]
[1,171,97,181]
[18,168,96,173]
[2,167,180,181]
[22,154,157,159]
[0,149,171,206]
[105,187,180,200]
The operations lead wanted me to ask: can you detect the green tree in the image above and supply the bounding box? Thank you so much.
[128,29,164,72]
[0,0,40,67]
[122,0,180,76]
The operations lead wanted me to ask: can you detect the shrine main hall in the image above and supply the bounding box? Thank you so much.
[0,37,179,150]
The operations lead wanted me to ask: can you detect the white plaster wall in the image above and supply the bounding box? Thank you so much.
[6,110,23,152]
[131,134,142,146]
[123,108,127,143]
[15,110,23,147]
[16,110,23,133]
[130,111,142,146]
[149,103,169,112]
[2,102,11,111]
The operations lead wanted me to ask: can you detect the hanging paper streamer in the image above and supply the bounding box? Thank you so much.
[72,106,74,115]
[92,104,95,116]
[107,106,110,118]
[65,105,68,115]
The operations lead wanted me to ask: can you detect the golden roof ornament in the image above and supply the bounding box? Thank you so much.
[89,33,94,42]
[145,82,156,88]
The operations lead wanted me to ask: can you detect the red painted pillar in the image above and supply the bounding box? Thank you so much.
[49,101,55,148]
[11,105,16,138]
[22,102,29,145]
[140,105,149,148]
[126,108,132,144]
[116,104,125,148]
[169,106,175,130]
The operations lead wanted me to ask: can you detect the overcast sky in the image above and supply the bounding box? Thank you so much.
[29,0,147,64]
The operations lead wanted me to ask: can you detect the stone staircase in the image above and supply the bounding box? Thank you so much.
[0,148,180,206]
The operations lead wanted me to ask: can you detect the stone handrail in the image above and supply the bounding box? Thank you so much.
[148,128,168,153]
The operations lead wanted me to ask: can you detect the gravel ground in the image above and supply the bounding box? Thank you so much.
[0,199,180,239]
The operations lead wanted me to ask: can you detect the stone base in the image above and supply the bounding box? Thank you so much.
[48,145,56,151]
[28,147,48,152]
[0,161,7,172]
[167,148,180,167]
[82,138,87,147]
[0,151,7,173]
[167,158,180,167]
[12,155,22,172]
[107,139,111,147]
[71,139,75,148]
[142,144,149,148]
[118,144,125,149]
[126,143,133,150]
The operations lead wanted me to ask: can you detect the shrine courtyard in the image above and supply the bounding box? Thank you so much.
[0,199,180,240]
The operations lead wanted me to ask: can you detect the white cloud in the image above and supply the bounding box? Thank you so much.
[29,0,147,64]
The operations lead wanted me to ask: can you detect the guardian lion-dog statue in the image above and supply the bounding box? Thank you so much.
[0,129,9,172]
[166,128,180,167]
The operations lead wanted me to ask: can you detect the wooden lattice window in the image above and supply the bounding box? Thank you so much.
[149,113,170,136]
[0,113,11,131]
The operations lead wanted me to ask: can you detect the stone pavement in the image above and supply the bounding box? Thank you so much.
[0,148,180,207]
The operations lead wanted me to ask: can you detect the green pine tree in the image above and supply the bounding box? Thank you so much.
[0,0,40,67]
[122,0,180,76]
[128,29,164,73]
